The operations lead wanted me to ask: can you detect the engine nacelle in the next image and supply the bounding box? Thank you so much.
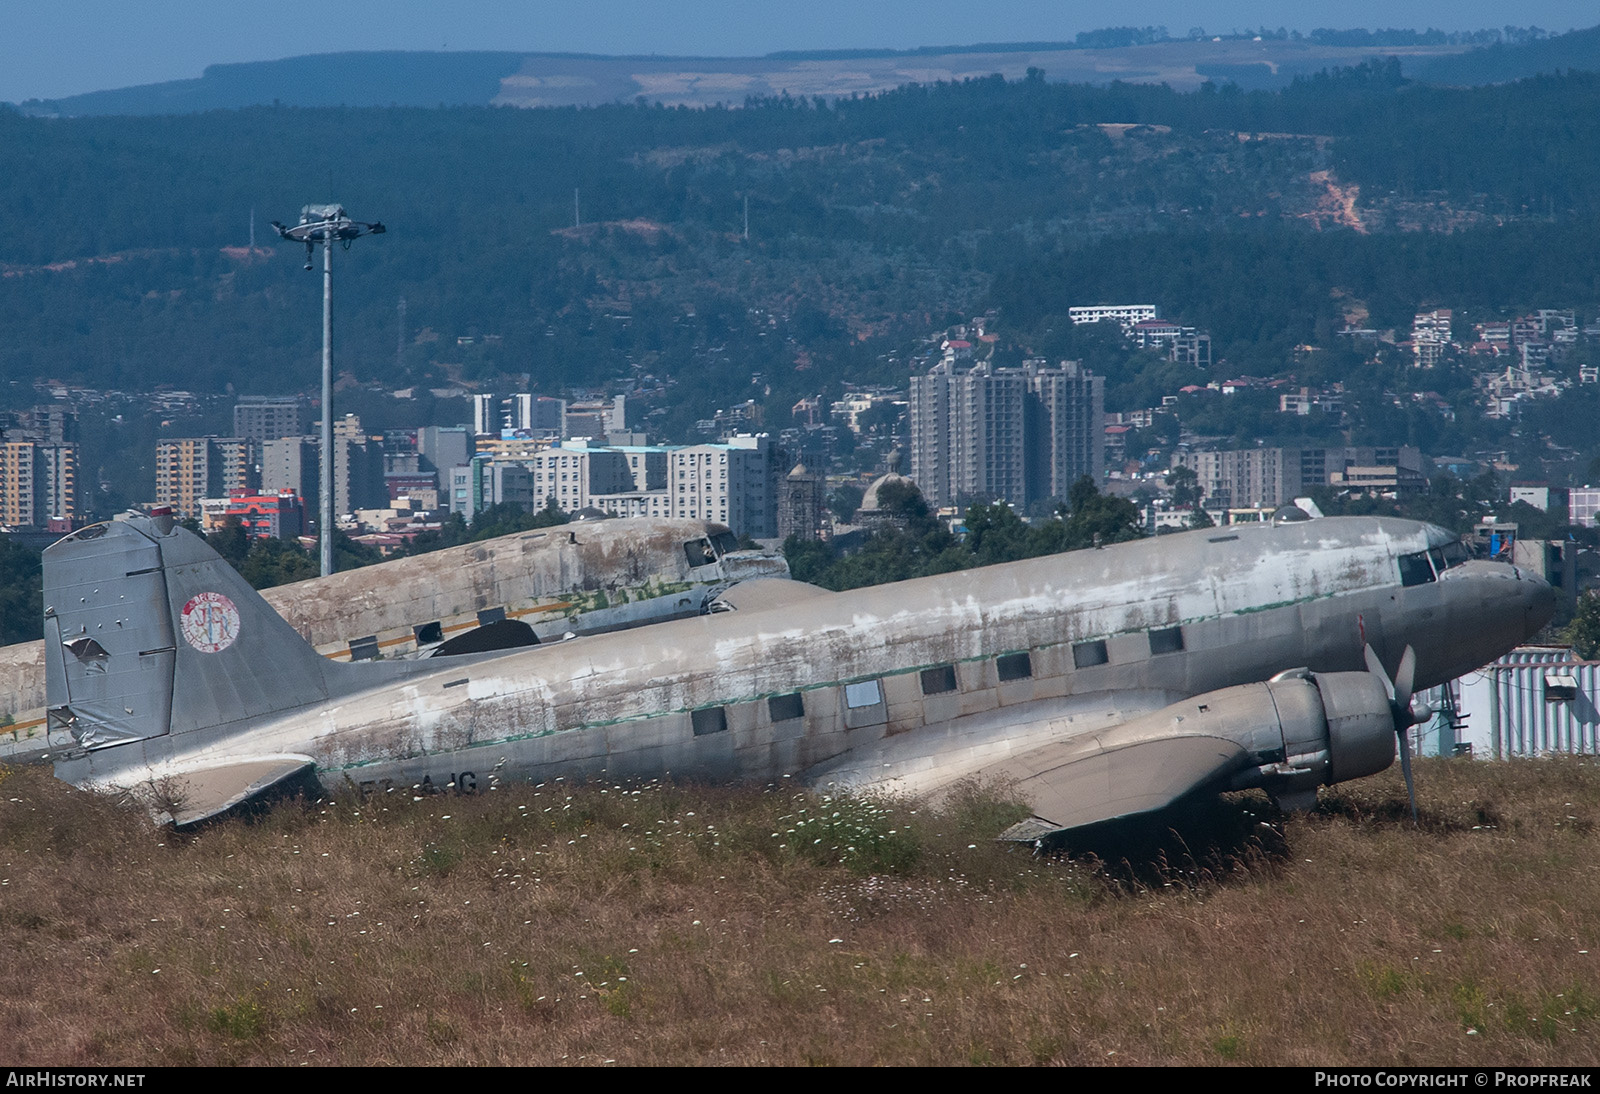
[1312,671,1399,785]
[1223,669,1396,808]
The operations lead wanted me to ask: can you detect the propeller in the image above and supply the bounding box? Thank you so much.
[1364,644,1431,824]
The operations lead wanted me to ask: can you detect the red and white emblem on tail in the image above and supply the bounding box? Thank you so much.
[181,592,241,654]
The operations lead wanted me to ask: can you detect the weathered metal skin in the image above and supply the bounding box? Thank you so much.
[42,513,1555,828]
[0,517,784,760]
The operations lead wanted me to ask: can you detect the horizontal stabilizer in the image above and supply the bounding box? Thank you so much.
[994,734,1248,840]
[157,757,316,827]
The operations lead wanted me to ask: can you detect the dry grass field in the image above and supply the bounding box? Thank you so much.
[1,756,1597,1066]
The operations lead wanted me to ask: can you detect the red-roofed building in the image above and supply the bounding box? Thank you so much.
[225,490,305,540]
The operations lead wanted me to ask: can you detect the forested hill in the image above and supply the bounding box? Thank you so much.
[23,52,529,116]
[2,65,1600,413]
[17,26,1600,117]
[1410,24,1600,85]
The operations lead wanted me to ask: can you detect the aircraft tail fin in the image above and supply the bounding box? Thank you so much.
[44,514,357,748]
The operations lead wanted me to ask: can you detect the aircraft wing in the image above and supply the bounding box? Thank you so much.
[812,667,1405,842]
[985,731,1249,839]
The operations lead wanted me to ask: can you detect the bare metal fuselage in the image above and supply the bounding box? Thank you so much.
[54,516,1553,814]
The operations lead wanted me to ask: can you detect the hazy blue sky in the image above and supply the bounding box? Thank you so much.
[4,1,1595,103]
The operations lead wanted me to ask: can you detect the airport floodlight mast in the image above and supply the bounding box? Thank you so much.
[271,204,386,577]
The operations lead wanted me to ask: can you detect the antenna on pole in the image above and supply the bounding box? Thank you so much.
[270,203,387,577]
[743,194,749,242]
[249,206,256,250]
[574,188,581,229]
[397,296,407,373]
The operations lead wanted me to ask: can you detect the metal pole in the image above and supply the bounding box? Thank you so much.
[321,231,334,577]
[1488,663,1502,760]
[271,206,382,572]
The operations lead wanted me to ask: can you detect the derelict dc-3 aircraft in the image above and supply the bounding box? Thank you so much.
[40,508,1554,835]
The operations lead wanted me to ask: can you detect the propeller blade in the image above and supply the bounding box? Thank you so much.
[1396,723,1419,824]
[1366,642,1421,825]
[1364,644,1394,701]
[1394,645,1417,717]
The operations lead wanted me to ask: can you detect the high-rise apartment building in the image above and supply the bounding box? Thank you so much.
[154,438,260,518]
[0,442,39,527]
[0,441,77,527]
[233,396,309,442]
[262,438,319,518]
[910,359,1103,509]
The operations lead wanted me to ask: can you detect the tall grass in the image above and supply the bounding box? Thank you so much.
[1,758,1598,1065]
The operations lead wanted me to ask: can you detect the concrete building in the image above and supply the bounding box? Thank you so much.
[155,438,258,518]
[17,405,77,445]
[0,441,77,528]
[1131,319,1212,368]
[417,426,472,479]
[225,490,306,539]
[262,438,320,519]
[0,443,39,528]
[450,456,540,523]
[910,359,1103,509]
[1412,309,1453,368]
[36,444,77,526]
[233,396,309,443]
[1068,304,1158,332]
[1570,487,1600,529]
[565,395,627,440]
[1171,445,1426,510]
[1024,361,1106,504]
[445,434,778,539]
[778,462,825,542]
[155,438,217,519]
[472,394,495,437]
[661,435,777,536]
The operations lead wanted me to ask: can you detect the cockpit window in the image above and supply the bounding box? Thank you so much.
[684,538,715,567]
[710,531,739,556]
[1398,551,1436,587]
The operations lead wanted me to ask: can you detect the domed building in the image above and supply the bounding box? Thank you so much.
[852,451,919,530]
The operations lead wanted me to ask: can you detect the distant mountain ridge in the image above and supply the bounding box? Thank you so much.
[18,52,527,115]
[14,27,1598,117]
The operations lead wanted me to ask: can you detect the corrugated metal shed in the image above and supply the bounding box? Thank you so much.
[1448,646,1600,759]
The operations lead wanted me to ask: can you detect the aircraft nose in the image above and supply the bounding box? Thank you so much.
[1523,570,1557,637]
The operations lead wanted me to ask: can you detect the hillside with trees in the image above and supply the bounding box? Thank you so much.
[4,60,1600,489]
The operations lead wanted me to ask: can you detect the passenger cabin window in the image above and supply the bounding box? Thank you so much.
[348,635,380,662]
[768,693,805,722]
[920,665,959,695]
[413,621,443,646]
[844,681,883,709]
[996,653,1033,681]
[1398,551,1436,587]
[691,707,728,736]
[1149,627,1184,655]
[477,607,506,626]
[1073,640,1109,668]
[710,531,739,556]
